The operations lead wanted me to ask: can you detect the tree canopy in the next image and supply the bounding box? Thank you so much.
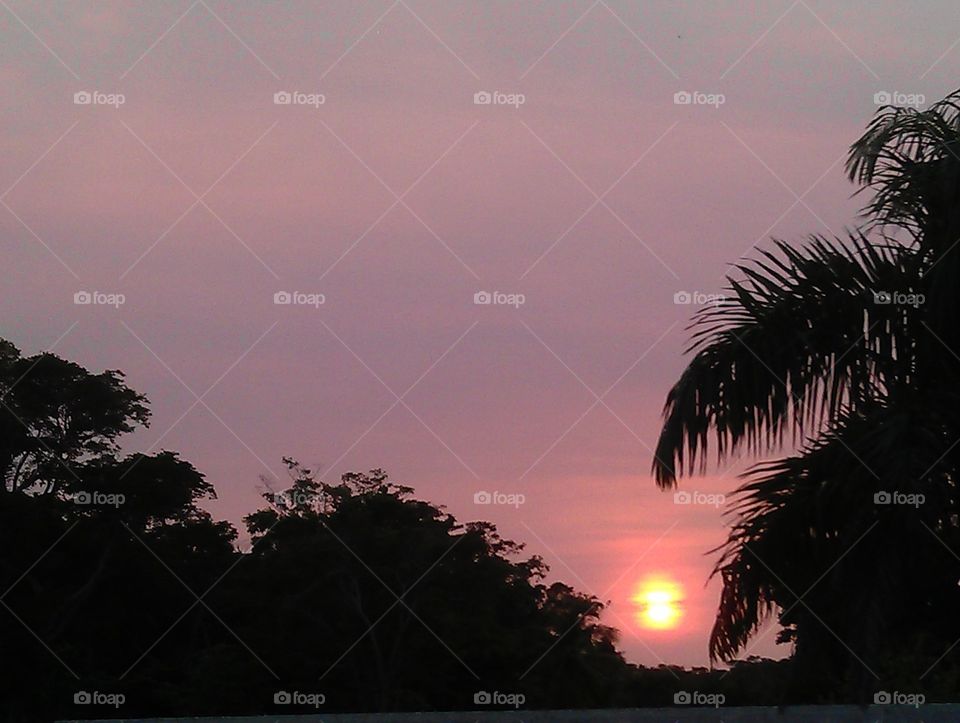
[0,340,673,721]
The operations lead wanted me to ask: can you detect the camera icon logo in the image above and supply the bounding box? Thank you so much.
[873,291,892,304]
[673,491,691,505]
[673,291,692,305]
[474,91,492,105]
[474,491,492,505]
[874,691,891,704]
[673,91,692,105]
[274,691,292,704]
[874,91,892,105]
[474,291,492,305]
[274,91,292,105]
[74,691,91,704]
[274,291,292,305]
[874,491,892,505]
[674,691,691,704]
[73,91,92,105]
[74,491,92,505]
[474,691,491,704]
[74,291,92,305]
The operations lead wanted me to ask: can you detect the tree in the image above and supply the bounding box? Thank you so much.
[0,340,149,495]
[652,89,960,698]
[0,343,643,720]
[226,460,633,712]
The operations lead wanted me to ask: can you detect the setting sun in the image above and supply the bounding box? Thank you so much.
[632,576,684,630]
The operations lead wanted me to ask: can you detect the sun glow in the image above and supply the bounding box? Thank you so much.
[632,576,683,630]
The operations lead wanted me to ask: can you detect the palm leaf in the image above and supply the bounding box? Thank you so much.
[653,234,919,487]
[709,398,956,662]
[847,92,960,245]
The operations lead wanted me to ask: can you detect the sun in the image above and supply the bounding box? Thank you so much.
[632,576,683,630]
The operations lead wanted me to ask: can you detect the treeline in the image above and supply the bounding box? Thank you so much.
[0,336,798,721]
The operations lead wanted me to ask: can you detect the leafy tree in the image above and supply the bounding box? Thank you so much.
[653,89,960,698]
[0,451,237,722]
[224,460,632,712]
[0,348,645,721]
[0,340,149,495]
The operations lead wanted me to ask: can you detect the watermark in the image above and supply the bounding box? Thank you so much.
[874,491,925,508]
[274,291,325,308]
[874,690,925,708]
[274,690,326,708]
[474,90,525,108]
[474,490,525,508]
[674,691,725,707]
[269,489,313,508]
[474,290,525,308]
[873,91,925,109]
[72,491,126,508]
[674,90,725,108]
[74,90,125,108]
[274,90,326,108]
[74,691,125,708]
[872,291,924,308]
[474,690,525,709]
[74,290,125,308]
[673,290,725,306]
[673,490,724,508]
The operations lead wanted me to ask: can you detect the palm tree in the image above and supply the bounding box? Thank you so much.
[653,90,960,696]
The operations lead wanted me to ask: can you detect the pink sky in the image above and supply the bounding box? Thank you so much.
[3,0,959,667]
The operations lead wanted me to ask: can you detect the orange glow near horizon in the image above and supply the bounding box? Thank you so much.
[632,576,684,630]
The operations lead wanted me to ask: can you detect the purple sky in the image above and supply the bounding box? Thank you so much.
[3,0,959,667]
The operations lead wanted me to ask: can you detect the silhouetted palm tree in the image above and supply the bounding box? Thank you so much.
[653,90,960,693]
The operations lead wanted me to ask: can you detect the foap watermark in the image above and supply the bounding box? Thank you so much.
[274,691,326,708]
[873,91,925,109]
[474,290,525,308]
[474,691,525,709]
[72,491,126,508]
[274,291,325,308]
[874,690,925,708]
[269,489,313,508]
[873,290,924,308]
[74,90,125,108]
[674,90,725,108]
[274,90,325,108]
[74,691,125,708]
[874,491,925,508]
[674,490,724,508]
[474,490,525,508]
[674,691,725,708]
[474,90,525,108]
[674,290,725,306]
[74,290,125,308]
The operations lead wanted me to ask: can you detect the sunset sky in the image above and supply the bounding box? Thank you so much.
[3,0,959,667]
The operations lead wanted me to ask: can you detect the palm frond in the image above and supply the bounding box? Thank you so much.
[653,234,919,487]
[847,91,960,241]
[709,399,955,661]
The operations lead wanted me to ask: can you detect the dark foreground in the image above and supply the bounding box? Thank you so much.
[66,704,959,722]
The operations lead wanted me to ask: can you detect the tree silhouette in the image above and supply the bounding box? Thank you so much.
[0,345,661,721]
[653,89,960,698]
[0,339,149,495]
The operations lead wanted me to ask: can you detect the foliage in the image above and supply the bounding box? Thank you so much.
[654,87,960,698]
[0,344,638,720]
